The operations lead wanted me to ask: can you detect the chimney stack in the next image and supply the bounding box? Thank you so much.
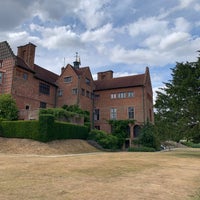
[17,43,36,70]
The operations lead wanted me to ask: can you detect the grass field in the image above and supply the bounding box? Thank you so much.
[0,148,200,200]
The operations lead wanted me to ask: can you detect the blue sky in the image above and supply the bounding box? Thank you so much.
[0,0,200,101]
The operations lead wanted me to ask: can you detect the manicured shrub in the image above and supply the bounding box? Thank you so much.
[128,146,156,152]
[53,121,88,140]
[0,120,39,140]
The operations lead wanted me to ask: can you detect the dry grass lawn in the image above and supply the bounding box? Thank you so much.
[0,138,200,200]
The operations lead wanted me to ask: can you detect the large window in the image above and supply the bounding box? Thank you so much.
[110,108,117,120]
[128,107,134,119]
[39,82,50,95]
[94,109,100,121]
[118,92,126,98]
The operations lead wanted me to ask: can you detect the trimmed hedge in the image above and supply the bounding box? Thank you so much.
[0,120,39,140]
[128,146,156,152]
[0,114,89,142]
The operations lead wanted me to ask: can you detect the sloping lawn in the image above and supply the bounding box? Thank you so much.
[0,148,199,200]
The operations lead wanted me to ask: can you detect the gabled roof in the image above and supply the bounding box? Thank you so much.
[0,41,15,59]
[34,64,59,86]
[94,73,145,91]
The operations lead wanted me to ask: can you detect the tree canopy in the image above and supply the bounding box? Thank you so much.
[154,57,200,142]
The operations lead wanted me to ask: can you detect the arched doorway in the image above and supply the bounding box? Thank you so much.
[134,125,141,138]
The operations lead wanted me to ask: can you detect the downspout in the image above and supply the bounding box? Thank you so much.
[77,75,80,106]
[54,86,57,108]
[142,86,146,123]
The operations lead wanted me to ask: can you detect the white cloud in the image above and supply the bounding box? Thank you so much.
[194,3,200,11]
[75,0,110,30]
[30,24,83,50]
[81,23,113,43]
[159,32,190,51]
[178,0,196,9]
[128,17,168,37]
[173,17,191,32]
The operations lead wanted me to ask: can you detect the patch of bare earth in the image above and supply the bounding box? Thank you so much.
[0,138,199,200]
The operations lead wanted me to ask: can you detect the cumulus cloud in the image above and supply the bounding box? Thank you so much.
[30,24,83,50]
[128,17,168,37]
[75,0,110,30]
[81,23,113,43]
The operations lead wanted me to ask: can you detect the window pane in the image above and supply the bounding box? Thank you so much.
[94,109,100,120]
[128,107,134,119]
[0,73,2,84]
[110,108,117,119]
[39,83,50,95]
[64,76,72,83]
[40,102,46,108]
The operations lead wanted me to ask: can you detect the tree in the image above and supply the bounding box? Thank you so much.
[155,58,200,142]
[138,121,160,150]
[0,94,18,120]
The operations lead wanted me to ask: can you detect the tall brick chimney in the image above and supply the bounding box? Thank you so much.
[17,43,36,70]
[97,70,113,80]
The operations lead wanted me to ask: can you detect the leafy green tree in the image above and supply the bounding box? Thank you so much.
[155,58,200,142]
[138,121,160,150]
[0,94,18,120]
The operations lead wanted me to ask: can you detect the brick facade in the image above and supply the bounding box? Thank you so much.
[0,41,154,139]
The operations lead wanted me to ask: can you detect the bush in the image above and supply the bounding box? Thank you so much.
[88,129,119,150]
[181,141,200,148]
[128,146,156,152]
[138,121,160,151]
[0,94,18,120]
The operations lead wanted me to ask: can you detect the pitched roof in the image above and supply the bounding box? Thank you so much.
[94,73,145,91]
[34,64,59,86]
[0,41,15,59]
[16,56,35,73]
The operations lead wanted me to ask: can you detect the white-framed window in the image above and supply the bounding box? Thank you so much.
[128,107,134,119]
[118,92,126,98]
[111,93,117,99]
[64,76,72,83]
[110,108,117,120]
[127,91,134,98]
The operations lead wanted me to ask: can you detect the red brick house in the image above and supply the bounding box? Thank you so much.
[0,41,154,139]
